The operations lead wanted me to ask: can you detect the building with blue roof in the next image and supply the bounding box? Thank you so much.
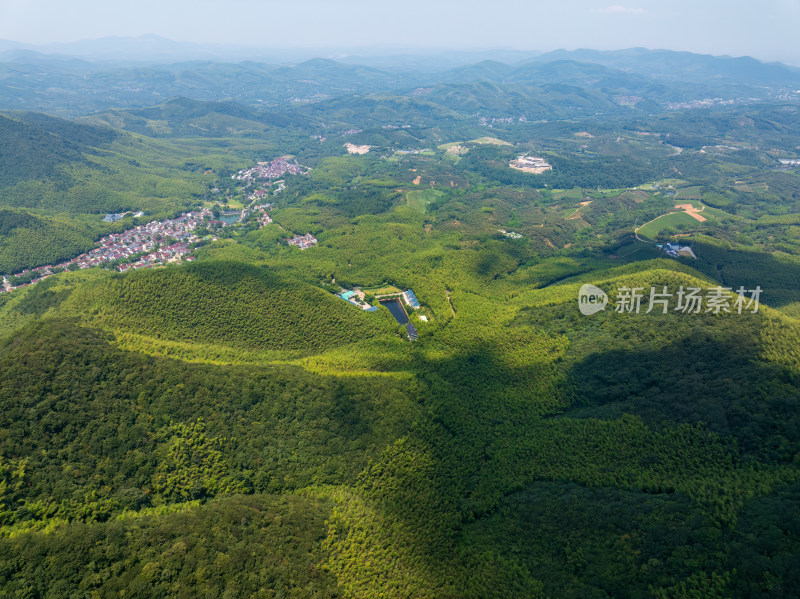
[403,289,420,309]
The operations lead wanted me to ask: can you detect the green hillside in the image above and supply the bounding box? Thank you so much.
[422,80,624,118]
[0,494,339,598]
[292,93,464,129]
[82,97,308,138]
[0,209,101,273]
[0,112,274,273]
[1,52,800,597]
[62,260,397,355]
[0,111,116,187]
[1,258,799,597]
[0,57,419,117]
[636,210,702,239]
[0,317,419,527]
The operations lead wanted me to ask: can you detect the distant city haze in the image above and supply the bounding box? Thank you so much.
[1,0,799,65]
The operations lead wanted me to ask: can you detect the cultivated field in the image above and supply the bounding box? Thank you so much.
[637,211,701,240]
[406,189,443,213]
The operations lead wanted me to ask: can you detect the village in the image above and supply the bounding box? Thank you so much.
[0,201,325,294]
[287,233,318,249]
[1,155,336,294]
[227,157,309,203]
[0,210,214,294]
[232,157,308,181]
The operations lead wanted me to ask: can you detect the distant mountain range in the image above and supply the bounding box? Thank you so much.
[2,38,799,120]
[528,48,800,87]
[0,35,541,66]
[0,55,429,116]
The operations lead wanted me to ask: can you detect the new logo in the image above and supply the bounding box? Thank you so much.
[578,284,608,315]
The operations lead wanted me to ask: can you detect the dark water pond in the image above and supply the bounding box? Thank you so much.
[380,298,409,324]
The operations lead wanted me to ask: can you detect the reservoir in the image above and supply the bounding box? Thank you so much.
[220,212,242,224]
[380,298,418,340]
[380,298,409,324]
[378,297,419,341]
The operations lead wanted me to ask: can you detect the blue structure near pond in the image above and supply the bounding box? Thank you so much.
[336,289,378,312]
[404,289,420,309]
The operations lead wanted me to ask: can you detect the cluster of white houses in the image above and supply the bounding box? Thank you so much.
[1,209,212,293]
[287,233,318,249]
[2,204,321,295]
[232,158,307,181]
[509,155,553,174]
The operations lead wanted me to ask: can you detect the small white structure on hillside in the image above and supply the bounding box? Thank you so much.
[509,155,552,174]
[663,242,696,259]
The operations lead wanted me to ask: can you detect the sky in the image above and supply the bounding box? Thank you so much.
[1,0,799,64]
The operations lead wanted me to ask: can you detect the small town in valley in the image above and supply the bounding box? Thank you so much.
[1,202,284,294]
[232,158,308,181]
[228,158,308,202]
[253,203,274,227]
[1,209,215,293]
[0,167,337,293]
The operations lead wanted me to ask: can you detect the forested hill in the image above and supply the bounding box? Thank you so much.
[0,42,800,596]
[60,260,398,354]
[0,110,208,275]
[0,256,799,596]
[81,97,308,138]
[0,111,116,187]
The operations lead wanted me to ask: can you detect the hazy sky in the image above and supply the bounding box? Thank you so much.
[2,0,799,63]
